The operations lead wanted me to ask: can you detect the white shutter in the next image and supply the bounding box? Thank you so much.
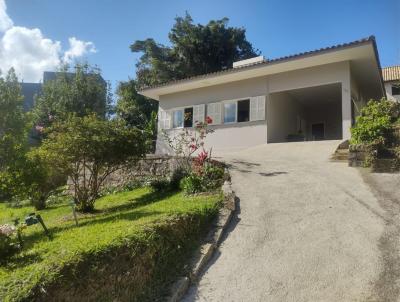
[193,104,205,125]
[158,108,171,130]
[207,102,221,125]
[250,96,266,121]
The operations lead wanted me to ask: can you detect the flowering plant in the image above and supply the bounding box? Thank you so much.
[0,224,20,261]
[163,116,214,172]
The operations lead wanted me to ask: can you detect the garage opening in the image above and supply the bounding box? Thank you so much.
[267,83,342,143]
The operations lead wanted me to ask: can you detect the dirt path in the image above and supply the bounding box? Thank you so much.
[182,141,399,302]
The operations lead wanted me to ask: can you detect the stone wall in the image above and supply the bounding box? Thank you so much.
[101,155,185,188]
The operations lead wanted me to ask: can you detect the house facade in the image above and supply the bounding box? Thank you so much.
[382,66,400,102]
[139,36,385,153]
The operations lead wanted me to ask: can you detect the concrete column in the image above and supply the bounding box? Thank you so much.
[341,80,352,140]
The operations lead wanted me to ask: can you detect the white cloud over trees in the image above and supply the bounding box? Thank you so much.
[0,0,97,82]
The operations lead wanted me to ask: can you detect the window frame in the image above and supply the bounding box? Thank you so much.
[392,84,400,96]
[223,101,238,124]
[171,106,198,129]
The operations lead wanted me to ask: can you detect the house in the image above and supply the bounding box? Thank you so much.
[382,66,400,102]
[139,36,385,153]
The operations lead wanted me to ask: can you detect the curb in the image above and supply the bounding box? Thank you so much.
[167,179,237,302]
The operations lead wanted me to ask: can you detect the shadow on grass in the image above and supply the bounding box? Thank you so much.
[17,190,180,248]
[100,189,179,215]
[1,251,43,269]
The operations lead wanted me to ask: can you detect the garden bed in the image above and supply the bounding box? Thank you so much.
[0,188,221,302]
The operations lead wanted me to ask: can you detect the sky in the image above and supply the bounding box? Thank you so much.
[1,0,399,90]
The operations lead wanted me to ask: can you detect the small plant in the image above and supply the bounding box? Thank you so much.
[180,173,204,194]
[0,224,19,261]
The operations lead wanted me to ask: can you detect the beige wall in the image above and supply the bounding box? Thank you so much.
[157,61,353,153]
[304,102,342,140]
[267,92,305,143]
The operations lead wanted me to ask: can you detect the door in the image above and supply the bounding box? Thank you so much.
[312,123,325,140]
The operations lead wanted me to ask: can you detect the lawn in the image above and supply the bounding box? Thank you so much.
[0,188,221,301]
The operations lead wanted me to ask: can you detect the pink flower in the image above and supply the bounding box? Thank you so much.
[189,144,198,151]
[206,116,213,124]
[197,151,208,164]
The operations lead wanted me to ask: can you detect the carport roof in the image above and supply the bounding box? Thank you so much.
[139,36,385,100]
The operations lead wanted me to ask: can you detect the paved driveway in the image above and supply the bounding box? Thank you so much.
[183,141,400,302]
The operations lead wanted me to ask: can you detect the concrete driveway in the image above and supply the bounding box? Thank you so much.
[183,141,400,302]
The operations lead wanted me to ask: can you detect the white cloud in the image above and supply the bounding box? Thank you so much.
[63,37,97,63]
[0,0,12,32]
[0,0,96,82]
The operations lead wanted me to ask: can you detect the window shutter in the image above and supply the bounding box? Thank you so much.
[250,96,266,121]
[193,104,205,125]
[158,108,171,130]
[207,102,221,125]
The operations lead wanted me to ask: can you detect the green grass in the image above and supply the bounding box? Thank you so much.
[0,188,221,301]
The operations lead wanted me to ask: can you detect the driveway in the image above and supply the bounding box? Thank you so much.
[183,141,400,302]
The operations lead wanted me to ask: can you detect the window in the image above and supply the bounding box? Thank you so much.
[184,107,193,127]
[173,110,184,128]
[237,99,250,122]
[224,102,237,123]
[392,85,400,96]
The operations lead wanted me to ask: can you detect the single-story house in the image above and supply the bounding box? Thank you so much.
[139,36,386,153]
[382,66,400,102]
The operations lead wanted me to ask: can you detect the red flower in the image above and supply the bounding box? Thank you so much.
[197,151,208,164]
[206,116,213,124]
[189,144,198,151]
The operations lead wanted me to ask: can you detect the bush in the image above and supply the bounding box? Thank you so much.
[169,167,187,190]
[149,178,171,192]
[180,164,225,195]
[0,225,18,262]
[351,99,400,146]
[180,173,204,194]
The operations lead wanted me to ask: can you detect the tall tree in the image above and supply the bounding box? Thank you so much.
[33,63,112,128]
[0,68,29,170]
[130,13,259,88]
[115,79,157,129]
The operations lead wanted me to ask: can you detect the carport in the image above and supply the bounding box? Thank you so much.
[267,83,343,143]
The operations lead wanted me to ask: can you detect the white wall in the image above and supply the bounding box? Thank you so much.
[385,82,400,102]
[156,61,353,153]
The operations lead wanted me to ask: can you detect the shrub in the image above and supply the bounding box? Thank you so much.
[0,224,18,262]
[36,115,147,212]
[180,173,204,194]
[149,178,171,192]
[180,164,225,195]
[351,99,400,146]
[169,167,187,190]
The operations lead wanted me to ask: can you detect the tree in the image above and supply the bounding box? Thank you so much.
[0,69,30,200]
[0,68,29,169]
[36,115,147,212]
[33,63,112,129]
[115,79,158,129]
[130,13,259,88]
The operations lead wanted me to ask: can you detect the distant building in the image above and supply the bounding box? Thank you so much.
[20,71,106,111]
[382,66,400,102]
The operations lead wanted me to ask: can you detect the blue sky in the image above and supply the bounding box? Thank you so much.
[3,0,400,89]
